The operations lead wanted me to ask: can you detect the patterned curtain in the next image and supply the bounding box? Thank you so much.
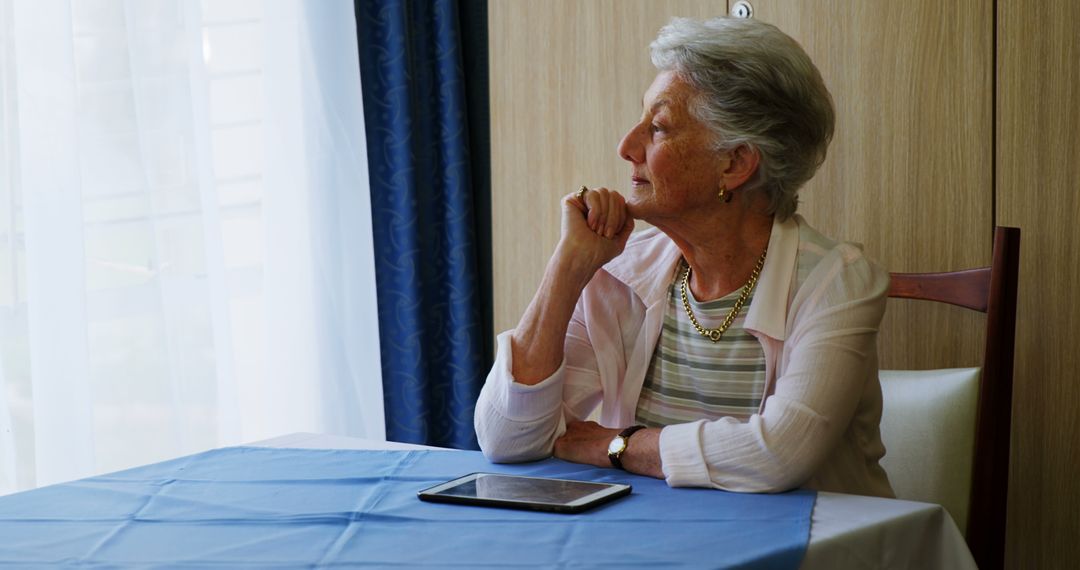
[354,0,491,449]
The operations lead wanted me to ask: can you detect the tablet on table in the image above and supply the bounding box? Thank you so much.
[418,472,632,514]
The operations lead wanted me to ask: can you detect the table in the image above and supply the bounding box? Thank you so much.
[259,432,977,570]
[2,439,812,568]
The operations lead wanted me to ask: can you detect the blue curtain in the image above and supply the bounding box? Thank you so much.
[354,0,491,449]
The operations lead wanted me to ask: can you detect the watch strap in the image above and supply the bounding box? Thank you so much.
[608,425,647,470]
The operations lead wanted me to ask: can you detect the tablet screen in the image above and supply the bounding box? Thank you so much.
[418,473,631,513]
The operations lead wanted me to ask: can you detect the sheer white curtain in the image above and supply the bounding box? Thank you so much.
[0,0,383,495]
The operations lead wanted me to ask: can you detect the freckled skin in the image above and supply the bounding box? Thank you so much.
[618,71,729,227]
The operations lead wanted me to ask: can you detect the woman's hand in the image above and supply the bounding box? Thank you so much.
[558,187,635,275]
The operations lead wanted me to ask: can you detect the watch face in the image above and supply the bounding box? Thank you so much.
[607,436,626,456]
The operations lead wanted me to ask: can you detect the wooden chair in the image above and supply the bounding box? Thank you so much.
[880,226,1020,570]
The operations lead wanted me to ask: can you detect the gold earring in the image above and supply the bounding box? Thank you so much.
[718,184,733,203]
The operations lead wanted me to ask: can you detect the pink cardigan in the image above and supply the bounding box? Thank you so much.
[475,215,895,497]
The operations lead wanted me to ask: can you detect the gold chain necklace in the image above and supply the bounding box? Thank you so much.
[680,248,767,343]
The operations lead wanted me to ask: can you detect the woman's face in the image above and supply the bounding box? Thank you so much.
[617,71,727,223]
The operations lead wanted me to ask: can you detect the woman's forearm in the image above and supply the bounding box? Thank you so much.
[621,427,665,478]
[510,244,600,384]
[507,186,632,384]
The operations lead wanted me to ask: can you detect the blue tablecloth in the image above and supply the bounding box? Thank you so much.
[0,447,815,568]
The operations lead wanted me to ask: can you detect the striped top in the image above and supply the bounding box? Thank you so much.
[635,263,767,427]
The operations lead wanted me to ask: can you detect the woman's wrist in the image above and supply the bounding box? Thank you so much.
[551,241,606,289]
[620,427,665,478]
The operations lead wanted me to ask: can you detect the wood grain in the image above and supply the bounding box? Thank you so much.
[997,0,1080,566]
[751,0,994,371]
[489,1,722,335]
[490,0,993,371]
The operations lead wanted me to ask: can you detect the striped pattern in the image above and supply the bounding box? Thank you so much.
[635,272,767,427]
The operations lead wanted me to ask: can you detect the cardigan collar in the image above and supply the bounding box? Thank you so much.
[601,214,801,342]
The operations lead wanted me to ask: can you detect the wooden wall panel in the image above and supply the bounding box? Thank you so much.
[751,0,994,370]
[997,0,1080,566]
[490,0,992,372]
[489,1,724,335]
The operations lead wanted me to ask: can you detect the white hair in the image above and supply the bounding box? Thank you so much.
[651,17,835,220]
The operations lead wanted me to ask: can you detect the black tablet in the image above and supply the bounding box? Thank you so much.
[417,472,632,514]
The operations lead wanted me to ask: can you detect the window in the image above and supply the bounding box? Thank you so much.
[0,0,381,494]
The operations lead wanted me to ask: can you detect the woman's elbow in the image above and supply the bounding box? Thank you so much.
[705,465,808,494]
[708,438,821,493]
[474,417,556,464]
[479,443,549,464]
[746,467,812,493]
[477,433,553,463]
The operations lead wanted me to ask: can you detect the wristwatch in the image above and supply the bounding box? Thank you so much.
[607,425,646,470]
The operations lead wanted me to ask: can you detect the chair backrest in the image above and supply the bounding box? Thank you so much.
[879,367,980,530]
[881,226,1020,570]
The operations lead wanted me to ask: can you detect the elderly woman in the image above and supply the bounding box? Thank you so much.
[475,16,893,497]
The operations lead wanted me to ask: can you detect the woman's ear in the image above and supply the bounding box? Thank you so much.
[722,144,761,190]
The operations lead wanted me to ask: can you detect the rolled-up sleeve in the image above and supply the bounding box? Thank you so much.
[474,331,567,462]
[475,300,605,463]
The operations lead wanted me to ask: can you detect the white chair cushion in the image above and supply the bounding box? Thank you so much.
[878,368,980,533]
